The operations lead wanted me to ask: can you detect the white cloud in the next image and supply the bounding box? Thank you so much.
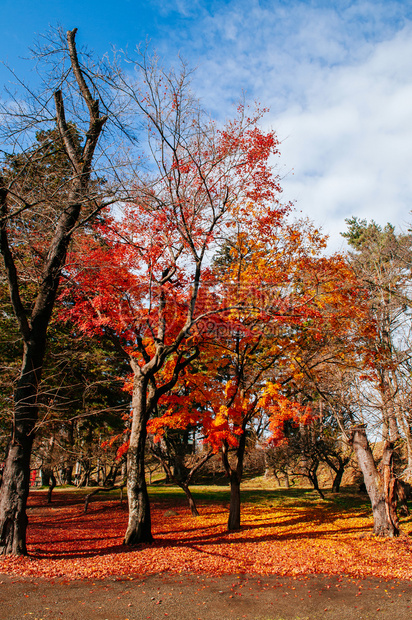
[151,0,412,250]
[275,24,412,250]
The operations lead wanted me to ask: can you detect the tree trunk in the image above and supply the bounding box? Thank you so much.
[228,472,241,531]
[306,460,324,499]
[264,451,271,478]
[179,482,199,517]
[402,424,412,474]
[63,421,75,485]
[322,453,350,494]
[350,426,398,537]
[47,472,56,504]
[124,377,153,545]
[382,440,399,535]
[41,469,49,487]
[0,192,86,553]
[79,459,91,487]
[0,344,43,555]
[0,444,31,555]
[222,428,247,532]
[63,465,73,485]
[105,463,120,487]
[331,466,345,493]
[396,480,410,516]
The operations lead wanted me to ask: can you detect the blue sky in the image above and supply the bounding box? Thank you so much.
[2,0,412,250]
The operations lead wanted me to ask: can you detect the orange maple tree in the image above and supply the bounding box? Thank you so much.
[146,221,368,530]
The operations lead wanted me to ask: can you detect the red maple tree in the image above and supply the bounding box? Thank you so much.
[62,56,288,545]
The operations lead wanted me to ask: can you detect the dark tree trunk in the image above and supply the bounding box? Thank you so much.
[104,466,114,486]
[397,480,410,516]
[148,438,212,517]
[311,475,325,500]
[63,421,75,485]
[321,452,350,494]
[0,344,43,555]
[222,429,247,532]
[105,463,120,487]
[40,466,56,502]
[227,472,241,531]
[63,466,73,486]
[41,469,49,487]
[322,452,350,494]
[307,461,324,499]
[382,440,399,535]
[124,377,153,545]
[79,460,91,487]
[331,466,345,493]
[264,451,271,478]
[0,443,31,555]
[273,472,281,486]
[47,472,56,504]
[179,482,199,517]
[350,426,398,537]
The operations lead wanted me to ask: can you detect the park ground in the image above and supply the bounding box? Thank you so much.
[3,572,412,619]
[1,483,411,619]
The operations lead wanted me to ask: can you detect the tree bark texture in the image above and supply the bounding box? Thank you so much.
[331,466,345,493]
[322,453,350,494]
[222,429,247,532]
[0,341,45,554]
[308,463,325,500]
[124,376,153,545]
[0,443,31,555]
[47,472,57,504]
[351,426,398,537]
[381,440,399,535]
[179,482,200,517]
[227,473,241,531]
[122,348,200,543]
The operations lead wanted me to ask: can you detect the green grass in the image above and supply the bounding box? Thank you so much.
[42,478,375,521]
[142,480,382,532]
[145,481,372,511]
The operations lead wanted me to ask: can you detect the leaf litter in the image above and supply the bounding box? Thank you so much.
[1,490,411,581]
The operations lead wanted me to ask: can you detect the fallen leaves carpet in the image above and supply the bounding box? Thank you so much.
[1,489,411,581]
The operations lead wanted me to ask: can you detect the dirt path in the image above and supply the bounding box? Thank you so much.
[2,572,412,620]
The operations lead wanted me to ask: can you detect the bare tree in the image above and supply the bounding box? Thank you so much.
[148,431,213,516]
[341,218,412,536]
[0,28,117,555]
